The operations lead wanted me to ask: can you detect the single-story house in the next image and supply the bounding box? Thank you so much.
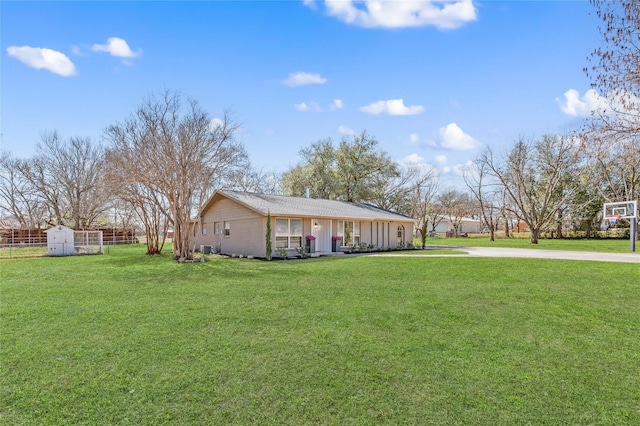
[194,190,415,258]
[424,216,482,236]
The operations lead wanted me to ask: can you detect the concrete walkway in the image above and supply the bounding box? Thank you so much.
[374,246,640,264]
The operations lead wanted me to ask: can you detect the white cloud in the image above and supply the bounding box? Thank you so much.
[398,154,438,176]
[330,99,344,110]
[453,160,474,176]
[324,0,476,29]
[360,99,425,116]
[442,166,452,173]
[403,153,424,165]
[435,154,447,164]
[283,72,327,87]
[7,45,76,77]
[294,101,321,112]
[439,123,480,151]
[557,89,605,117]
[92,37,142,58]
[338,125,355,135]
[408,133,438,147]
[303,0,318,10]
[209,118,224,131]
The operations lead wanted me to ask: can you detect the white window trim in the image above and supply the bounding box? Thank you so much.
[275,218,303,248]
[337,220,360,246]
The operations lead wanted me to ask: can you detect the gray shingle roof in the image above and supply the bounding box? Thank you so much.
[219,190,414,221]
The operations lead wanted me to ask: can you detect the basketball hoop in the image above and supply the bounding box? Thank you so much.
[606,214,621,226]
[603,200,638,253]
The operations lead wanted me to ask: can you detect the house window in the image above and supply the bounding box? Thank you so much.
[338,220,360,246]
[397,225,404,246]
[275,218,302,248]
[214,222,222,235]
[224,221,230,236]
[202,226,207,236]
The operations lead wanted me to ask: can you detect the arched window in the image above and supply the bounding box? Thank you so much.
[397,225,404,246]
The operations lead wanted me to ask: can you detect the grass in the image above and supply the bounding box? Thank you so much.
[2,245,640,424]
[0,246,47,259]
[422,234,637,253]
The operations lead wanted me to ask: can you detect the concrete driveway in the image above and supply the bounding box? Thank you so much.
[374,246,640,264]
[459,246,640,264]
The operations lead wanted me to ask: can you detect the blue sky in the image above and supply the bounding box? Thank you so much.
[2,1,601,187]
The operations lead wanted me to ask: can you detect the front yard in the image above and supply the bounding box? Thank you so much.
[2,246,639,424]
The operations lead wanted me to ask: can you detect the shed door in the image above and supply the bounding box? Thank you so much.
[48,229,68,255]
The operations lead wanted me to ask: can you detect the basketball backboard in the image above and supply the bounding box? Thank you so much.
[604,201,638,220]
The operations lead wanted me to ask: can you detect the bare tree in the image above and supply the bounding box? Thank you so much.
[425,201,446,235]
[404,168,440,247]
[585,138,640,204]
[479,135,587,244]
[438,188,474,237]
[7,132,109,229]
[104,150,169,254]
[583,0,640,238]
[37,132,108,229]
[0,154,47,228]
[585,0,640,142]
[225,160,282,195]
[105,89,244,259]
[17,149,66,226]
[499,188,514,238]
[369,164,438,217]
[583,0,640,201]
[464,161,501,241]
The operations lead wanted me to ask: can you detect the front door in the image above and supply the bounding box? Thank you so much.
[312,219,331,252]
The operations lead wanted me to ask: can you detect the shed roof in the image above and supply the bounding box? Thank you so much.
[44,225,74,233]
[202,190,414,222]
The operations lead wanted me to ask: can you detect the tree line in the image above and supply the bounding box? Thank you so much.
[1,0,638,255]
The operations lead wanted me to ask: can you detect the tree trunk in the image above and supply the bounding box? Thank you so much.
[530,227,540,244]
[489,224,495,242]
[556,209,564,239]
[504,219,511,238]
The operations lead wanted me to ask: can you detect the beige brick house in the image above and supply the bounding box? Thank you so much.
[194,190,415,258]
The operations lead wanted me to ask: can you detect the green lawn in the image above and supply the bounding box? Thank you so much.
[422,235,637,253]
[2,245,640,424]
[0,246,47,259]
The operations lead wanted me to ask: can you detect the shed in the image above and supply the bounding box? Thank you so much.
[45,226,104,256]
[45,225,75,256]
